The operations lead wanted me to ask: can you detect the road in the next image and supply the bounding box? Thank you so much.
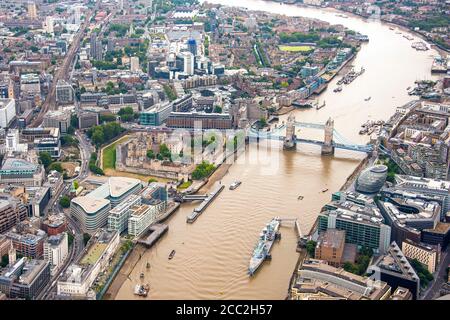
[37,184,85,300]
[73,129,94,182]
[421,249,450,300]
[38,131,94,299]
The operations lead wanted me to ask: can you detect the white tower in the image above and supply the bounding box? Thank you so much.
[74,6,81,25]
[183,52,194,76]
[28,2,37,19]
[45,16,54,35]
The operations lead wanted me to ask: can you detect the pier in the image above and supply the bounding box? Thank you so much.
[276,217,302,238]
[155,202,180,223]
[186,184,225,223]
[137,224,169,248]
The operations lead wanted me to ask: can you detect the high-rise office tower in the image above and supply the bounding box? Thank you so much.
[28,2,37,19]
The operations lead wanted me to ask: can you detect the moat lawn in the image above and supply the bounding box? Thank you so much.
[101,136,130,170]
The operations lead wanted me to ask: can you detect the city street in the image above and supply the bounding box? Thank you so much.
[422,250,450,300]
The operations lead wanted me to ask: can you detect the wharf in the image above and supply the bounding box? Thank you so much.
[186,184,225,223]
[155,202,180,223]
[137,224,169,248]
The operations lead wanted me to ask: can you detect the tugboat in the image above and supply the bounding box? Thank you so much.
[229,181,242,190]
[134,284,150,297]
[168,250,176,260]
[248,218,281,276]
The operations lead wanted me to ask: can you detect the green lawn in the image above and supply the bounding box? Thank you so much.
[80,243,107,265]
[178,180,193,190]
[102,143,117,170]
[102,136,129,170]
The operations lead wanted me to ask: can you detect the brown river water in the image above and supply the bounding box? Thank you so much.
[113,0,439,299]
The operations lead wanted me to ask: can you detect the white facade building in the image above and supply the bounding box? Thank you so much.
[5,129,28,153]
[183,52,194,75]
[44,232,69,275]
[128,202,166,237]
[45,16,54,34]
[107,194,142,234]
[130,56,140,72]
[402,239,439,273]
[0,98,16,128]
[57,230,119,298]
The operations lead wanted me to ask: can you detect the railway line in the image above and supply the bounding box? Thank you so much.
[30,6,95,128]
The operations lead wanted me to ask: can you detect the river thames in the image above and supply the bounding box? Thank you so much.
[112,0,439,299]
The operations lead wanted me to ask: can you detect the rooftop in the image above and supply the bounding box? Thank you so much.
[71,196,110,214]
[395,175,450,192]
[88,177,142,200]
[129,204,150,218]
[79,243,107,266]
[317,229,345,249]
[424,222,450,235]
[293,259,391,300]
[369,242,419,282]
[0,158,38,173]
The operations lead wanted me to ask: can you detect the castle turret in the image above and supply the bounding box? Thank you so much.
[283,114,297,150]
[321,117,335,155]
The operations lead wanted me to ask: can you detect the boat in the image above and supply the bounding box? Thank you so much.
[321,188,329,193]
[168,250,176,260]
[365,97,371,101]
[134,284,150,297]
[248,218,280,276]
[229,181,242,190]
[186,184,225,223]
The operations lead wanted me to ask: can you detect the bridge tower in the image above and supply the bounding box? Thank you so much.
[283,114,297,150]
[321,117,335,155]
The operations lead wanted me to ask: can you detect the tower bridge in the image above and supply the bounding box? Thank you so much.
[248,116,374,154]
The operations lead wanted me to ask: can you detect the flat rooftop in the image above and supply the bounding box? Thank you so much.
[72,196,110,214]
[130,204,150,217]
[80,243,107,266]
[317,229,345,249]
[425,222,450,234]
[0,158,38,172]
